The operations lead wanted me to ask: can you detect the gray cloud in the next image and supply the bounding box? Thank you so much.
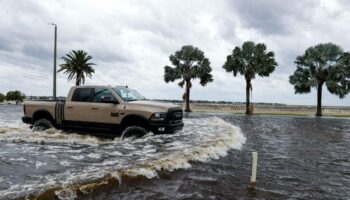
[22,42,51,61]
[0,39,14,52]
[0,0,350,106]
[227,0,317,35]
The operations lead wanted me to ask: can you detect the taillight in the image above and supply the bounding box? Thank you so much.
[23,104,26,115]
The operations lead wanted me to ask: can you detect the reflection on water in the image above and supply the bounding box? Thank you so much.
[0,105,350,200]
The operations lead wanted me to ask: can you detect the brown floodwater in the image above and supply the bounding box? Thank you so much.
[0,105,349,200]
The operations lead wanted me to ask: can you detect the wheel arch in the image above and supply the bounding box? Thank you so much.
[120,114,149,130]
[33,109,54,123]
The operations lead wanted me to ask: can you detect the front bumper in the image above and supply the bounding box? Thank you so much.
[22,116,33,124]
[149,121,184,134]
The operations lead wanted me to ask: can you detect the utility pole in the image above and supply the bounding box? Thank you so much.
[49,23,57,100]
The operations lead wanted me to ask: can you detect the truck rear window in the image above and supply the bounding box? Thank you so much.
[72,88,92,102]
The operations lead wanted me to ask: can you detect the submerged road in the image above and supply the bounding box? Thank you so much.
[0,105,349,199]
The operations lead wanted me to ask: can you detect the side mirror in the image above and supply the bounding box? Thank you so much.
[101,96,118,104]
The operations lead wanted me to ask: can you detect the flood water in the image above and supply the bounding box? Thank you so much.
[0,105,349,200]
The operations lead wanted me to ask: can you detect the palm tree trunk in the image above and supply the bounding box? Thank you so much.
[316,82,324,117]
[245,79,252,115]
[185,80,191,112]
[76,73,81,86]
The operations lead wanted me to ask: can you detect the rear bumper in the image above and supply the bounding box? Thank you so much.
[22,116,33,124]
[149,121,184,134]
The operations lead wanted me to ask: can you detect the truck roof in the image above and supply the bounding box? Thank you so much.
[72,85,129,89]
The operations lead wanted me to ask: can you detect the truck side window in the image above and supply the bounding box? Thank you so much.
[93,88,116,102]
[72,88,92,102]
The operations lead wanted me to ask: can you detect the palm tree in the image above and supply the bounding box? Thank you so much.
[164,45,213,112]
[58,50,96,86]
[289,43,350,116]
[223,41,277,115]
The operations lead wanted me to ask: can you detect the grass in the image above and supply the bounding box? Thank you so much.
[254,112,310,117]
[255,112,350,118]
[192,110,350,118]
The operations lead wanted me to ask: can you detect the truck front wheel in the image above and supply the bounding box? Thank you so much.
[121,126,147,140]
[32,119,54,132]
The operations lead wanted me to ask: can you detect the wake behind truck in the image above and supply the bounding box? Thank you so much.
[22,85,184,138]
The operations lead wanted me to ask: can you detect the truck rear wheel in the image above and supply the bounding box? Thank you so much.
[121,126,147,140]
[32,119,53,132]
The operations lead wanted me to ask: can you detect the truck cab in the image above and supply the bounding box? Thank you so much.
[22,85,184,137]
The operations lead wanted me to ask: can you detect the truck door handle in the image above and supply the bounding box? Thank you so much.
[67,106,73,108]
[92,108,99,110]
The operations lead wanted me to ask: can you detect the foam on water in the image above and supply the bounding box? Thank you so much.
[0,127,26,133]
[0,128,108,145]
[0,117,245,200]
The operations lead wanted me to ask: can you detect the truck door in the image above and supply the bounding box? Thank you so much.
[90,87,123,125]
[64,88,93,124]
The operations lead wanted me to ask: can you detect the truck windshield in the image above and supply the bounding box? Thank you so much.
[112,87,146,102]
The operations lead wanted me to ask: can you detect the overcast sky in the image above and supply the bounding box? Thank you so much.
[1,0,350,106]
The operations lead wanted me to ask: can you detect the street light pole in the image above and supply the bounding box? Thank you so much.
[50,23,57,100]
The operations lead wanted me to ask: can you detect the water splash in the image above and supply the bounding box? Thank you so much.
[0,117,245,200]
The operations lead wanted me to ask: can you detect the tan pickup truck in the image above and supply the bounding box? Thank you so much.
[22,85,184,138]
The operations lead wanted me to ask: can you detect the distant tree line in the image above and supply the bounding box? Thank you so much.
[153,99,286,106]
[0,90,25,103]
[0,93,4,102]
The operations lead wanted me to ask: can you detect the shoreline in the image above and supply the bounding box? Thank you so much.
[2,103,350,118]
[192,110,350,118]
[185,103,350,118]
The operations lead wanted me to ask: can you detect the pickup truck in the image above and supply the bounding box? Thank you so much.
[22,85,184,138]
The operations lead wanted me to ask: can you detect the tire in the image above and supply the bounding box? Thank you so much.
[32,119,53,132]
[121,126,147,140]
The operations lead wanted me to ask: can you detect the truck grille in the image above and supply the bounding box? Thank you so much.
[167,108,183,124]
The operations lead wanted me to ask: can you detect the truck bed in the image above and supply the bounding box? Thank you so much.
[23,101,65,126]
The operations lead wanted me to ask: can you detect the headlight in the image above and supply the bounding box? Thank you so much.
[150,112,167,121]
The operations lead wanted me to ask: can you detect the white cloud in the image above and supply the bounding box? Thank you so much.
[0,0,349,106]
